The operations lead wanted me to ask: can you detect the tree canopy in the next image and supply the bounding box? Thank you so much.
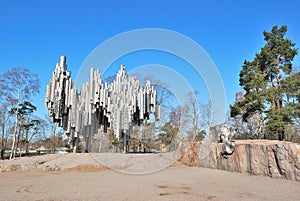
[230,25,299,140]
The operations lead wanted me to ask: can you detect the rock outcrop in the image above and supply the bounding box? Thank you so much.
[0,152,178,174]
[179,140,300,181]
[0,153,108,172]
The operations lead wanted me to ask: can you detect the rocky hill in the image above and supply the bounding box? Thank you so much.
[179,140,300,181]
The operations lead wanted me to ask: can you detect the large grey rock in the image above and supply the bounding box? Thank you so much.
[179,140,300,181]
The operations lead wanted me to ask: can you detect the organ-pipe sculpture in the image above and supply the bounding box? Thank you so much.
[45,56,160,153]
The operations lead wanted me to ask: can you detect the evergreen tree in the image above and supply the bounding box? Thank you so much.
[261,26,298,140]
[231,25,298,140]
[283,68,300,125]
[231,56,267,139]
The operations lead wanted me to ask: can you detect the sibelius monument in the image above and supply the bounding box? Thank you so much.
[45,56,160,153]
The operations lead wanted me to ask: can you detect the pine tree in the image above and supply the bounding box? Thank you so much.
[283,68,300,126]
[231,57,267,139]
[261,26,298,140]
[231,25,298,140]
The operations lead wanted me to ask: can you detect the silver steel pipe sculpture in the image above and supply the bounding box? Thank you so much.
[45,56,160,153]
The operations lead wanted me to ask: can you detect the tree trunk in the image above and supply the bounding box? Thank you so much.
[275,65,282,110]
[1,123,4,148]
[259,110,265,139]
[52,125,56,154]
[1,123,5,160]
[10,110,18,159]
[25,129,29,154]
[17,126,22,158]
[279,130,284,141]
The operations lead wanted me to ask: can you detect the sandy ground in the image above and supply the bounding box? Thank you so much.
[1,165,300,201]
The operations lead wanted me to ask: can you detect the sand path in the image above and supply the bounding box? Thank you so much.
[1,165,300,201]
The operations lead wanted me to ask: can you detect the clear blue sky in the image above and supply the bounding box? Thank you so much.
[0,0,299,119]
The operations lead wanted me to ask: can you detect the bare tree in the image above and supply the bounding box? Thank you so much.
[183,91,205,141]
[157,106,183,151]
[128,75,177,151]
[42,116,64,153]
[21,117,42,154]
[0,67,40,159]
[0,103,14,159]
[200,100,218,140]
